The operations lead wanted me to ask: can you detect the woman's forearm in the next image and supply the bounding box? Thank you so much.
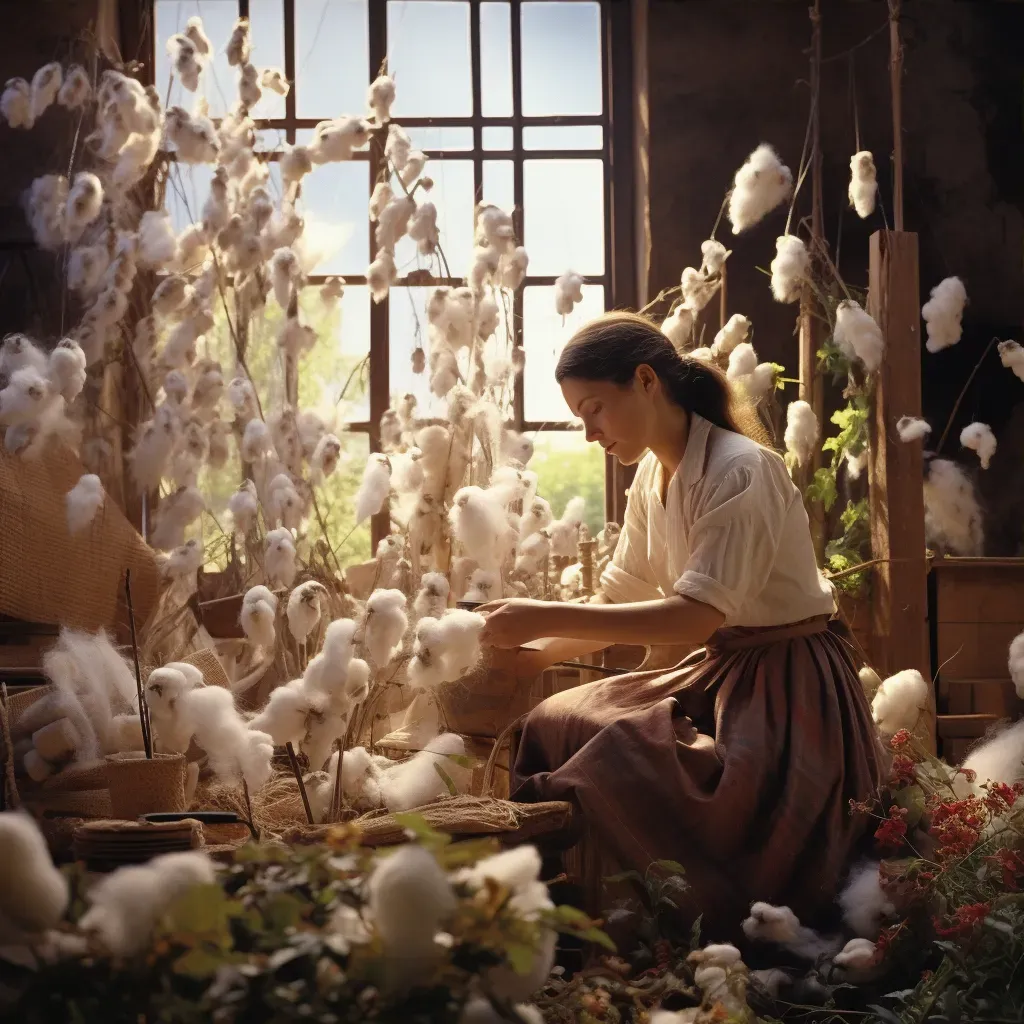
[542,595,724,648]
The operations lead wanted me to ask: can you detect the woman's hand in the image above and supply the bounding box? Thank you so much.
[477,598,553,650]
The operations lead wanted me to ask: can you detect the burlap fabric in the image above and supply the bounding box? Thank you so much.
[180,648,232,689]
[0,444,161,634]
[105,750,186,820]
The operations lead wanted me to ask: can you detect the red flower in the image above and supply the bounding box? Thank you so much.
[874,922,905,956]
[928,797,987,861]
[890,754,917,786]
[983,781,1024,814]
[933,902,990,938]
[890,729,912,750]
[987,847,1024,891]
[849,797,875,815]
[875,806,909,849]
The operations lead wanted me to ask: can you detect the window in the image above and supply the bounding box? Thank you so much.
[152,0,621,543]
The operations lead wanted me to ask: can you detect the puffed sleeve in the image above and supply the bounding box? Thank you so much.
[599,459,664,604]
[672,454,790,619]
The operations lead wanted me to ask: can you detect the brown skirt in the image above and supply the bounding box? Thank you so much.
[511,617,884,941]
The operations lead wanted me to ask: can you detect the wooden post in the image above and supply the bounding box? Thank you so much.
[798,0,825,561]
[866,230,929,683]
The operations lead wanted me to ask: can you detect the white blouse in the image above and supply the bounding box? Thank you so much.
[599,413,836,627]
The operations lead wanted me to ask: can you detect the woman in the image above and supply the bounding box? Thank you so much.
[480,312,882,941]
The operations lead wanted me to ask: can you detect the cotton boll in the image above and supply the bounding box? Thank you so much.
[450,486,507,565]
[464,569,499,605]
[310,116,372,164]
[311,433,343,481]
[835,300,885,373]
[0,366,54,426]
[260,67,289,97]
[385,123,413,171]
[137,211,177,270]
[922,276,967,353]
[363,589,408,669]
[997,339,1024,382]
[238,64,262,108]
[355,453,392,523]
[784,400,818,468]
[319,277,344,312]
[960,421,996,470]
[368,249,397,303]
[681,267,719,313]
[128,406,177,491]
[241,419,275,463]
[79,851,215,958]
[961,719,1024,791]
[848,151,877,219]
[270,247,303,308]
[65,173,103,241]
[379,747,466,812]
[1008,632,1024,701]
[161,540,203,596]
[400,151,429,189]
[0,334,48,379]
[190,685,274,790]
[519,496,553,541]
[66,473,104,535]
[30,62,62,121]
[367,844,455,979]
[375,195,416,252]
[47,339,87,403]
[67,244,109,297]
[0,812,70,943]
[226,16,251,66]
[367,74,396,123]
[265,527,298,588]
[1,77,32,128]
[436,609,486,679]
[369,182,394,223]
[164,106,220,164]
[711,314,750,359]
[726,342,758,381]
[57,65,90,110]
[728,143,793,235]
[408,201,439,255]
[770,234,808,303]
[226,481,258,539]
[700,238,731,278]
[500,245,530,291]
[287,581,327,643]
[239,584,277,650]
[184,15,211,56]
[554,271,584,316]
[872,669,931,738]
[839,861,895,939]
[145,663,203,752]
[924,457,984,557]
[897,416,931,443]
[661,304,694,351]
[413,573,450,621]
[24,173,67,251]
[742,902,841,960]
[407,617,447,690]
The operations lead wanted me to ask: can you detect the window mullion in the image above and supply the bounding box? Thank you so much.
[510,0,525,432]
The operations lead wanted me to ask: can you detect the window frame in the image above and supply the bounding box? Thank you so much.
[140,0,635,538]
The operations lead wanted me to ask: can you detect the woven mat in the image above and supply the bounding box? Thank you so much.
[180,648,232,689]
[0,443,161,633]
[281,796,575,847]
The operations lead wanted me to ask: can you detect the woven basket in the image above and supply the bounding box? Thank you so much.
[437,646,532,741]
[281,795,574,848]
[105,751,187,820]
[180,648,232,689]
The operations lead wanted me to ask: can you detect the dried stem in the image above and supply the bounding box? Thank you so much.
[285,741,314,824]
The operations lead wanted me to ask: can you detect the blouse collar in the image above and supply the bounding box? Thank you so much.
[651,412,713,508]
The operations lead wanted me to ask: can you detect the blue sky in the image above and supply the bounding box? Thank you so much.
[156,0,604,453]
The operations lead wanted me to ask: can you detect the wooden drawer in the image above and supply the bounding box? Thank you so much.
[935,564,1024,624]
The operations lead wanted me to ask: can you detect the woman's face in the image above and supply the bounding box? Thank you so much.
[559,371,654,465]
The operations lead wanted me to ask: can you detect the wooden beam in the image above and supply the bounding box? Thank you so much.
[866,229,929,683]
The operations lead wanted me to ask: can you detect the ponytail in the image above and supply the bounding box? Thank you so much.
[554,310,769,445]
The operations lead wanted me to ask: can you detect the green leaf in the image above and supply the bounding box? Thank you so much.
[550,905,593,927]
[161,884,239,946]
[261,893,306,933]
[444,754,475,769]
[433,761,458,796]
[805,467,838,512]
[392,812,451,848]
[689,913,703,951]
[603,871,644,886]
[173,946,243,979]
[506,942,539,975]
[652,859,686,877]
[894,784,927,828]
[576,927,617,952]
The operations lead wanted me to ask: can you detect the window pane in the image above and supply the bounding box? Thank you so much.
[530,431,605,537]
[523,125,603,151]
[406,127,474,152]
[388,1,471,117]
[392,160,474,280]
[483,161,514,213]
[524,160,604,276]
[165,162,214,232]
[483,126,513,151]
[155,0,239,119]
[296,0,369,119]
[299,161,370,276]
[298,284,370,423]
[522,284,605,421]
[390,285,441,416]
[248,0,287,120]
[480,1,513,117]
[521,2,602,117]
[315,431,373,563]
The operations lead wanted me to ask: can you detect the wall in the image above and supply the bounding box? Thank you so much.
[644,0,1024,551]
[0,0,119,341]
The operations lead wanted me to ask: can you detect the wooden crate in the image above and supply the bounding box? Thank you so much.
[931,558,1024,762]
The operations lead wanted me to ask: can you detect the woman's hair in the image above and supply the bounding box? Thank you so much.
[555,310,770,445]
